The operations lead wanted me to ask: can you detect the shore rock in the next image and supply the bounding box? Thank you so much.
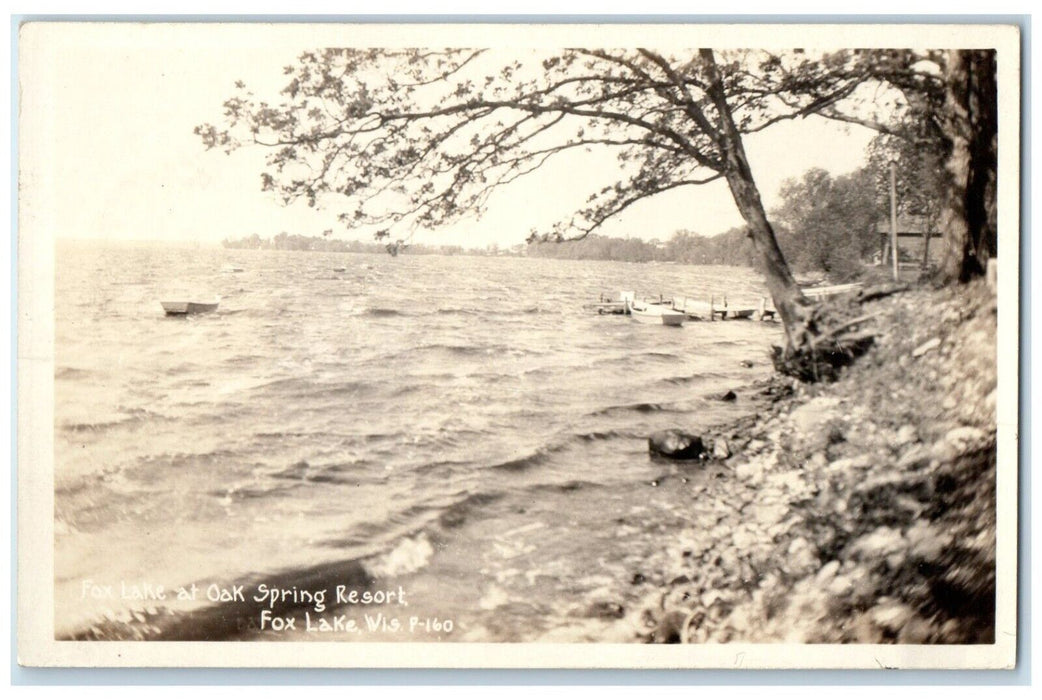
[648,430,707,460]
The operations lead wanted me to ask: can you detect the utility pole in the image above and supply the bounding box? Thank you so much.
[889,160,899,281]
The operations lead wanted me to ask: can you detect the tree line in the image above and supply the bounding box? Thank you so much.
[224,133,943,279]
[222,231,498,257]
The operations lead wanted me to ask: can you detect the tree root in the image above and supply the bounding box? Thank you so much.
[772,302,878,383]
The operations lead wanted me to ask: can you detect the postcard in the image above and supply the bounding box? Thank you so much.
[16,21,1019,669]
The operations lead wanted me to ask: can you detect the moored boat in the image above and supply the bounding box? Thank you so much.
[160,298,220,315]
[622,292,685,326]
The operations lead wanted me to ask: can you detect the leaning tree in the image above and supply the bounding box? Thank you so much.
[197,48,886,375]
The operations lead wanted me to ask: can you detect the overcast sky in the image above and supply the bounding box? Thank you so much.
[21,23,887,249]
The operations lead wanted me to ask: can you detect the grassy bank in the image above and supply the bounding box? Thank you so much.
[633,279,999,644]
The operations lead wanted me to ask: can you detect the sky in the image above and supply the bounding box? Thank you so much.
[20,23,886,250]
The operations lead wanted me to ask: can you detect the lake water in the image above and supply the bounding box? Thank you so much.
[54,241,783,641]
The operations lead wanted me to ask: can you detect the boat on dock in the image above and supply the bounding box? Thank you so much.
[622,292,685,326]
[160,298,220,315]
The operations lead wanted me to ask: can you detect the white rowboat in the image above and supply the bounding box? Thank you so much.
[622,292,685,326]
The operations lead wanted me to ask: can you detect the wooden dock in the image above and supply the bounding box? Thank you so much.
[670,294,774,321]
[582,293,630,315]
[590,282,864,322]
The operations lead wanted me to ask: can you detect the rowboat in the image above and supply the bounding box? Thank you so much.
[160,298,220,315]
[622,292,685,326]
[220,264,244,273]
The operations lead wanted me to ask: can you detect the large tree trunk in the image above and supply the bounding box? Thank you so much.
[936,49,998,283]
[700,50,808,350]
[722,146,809,347]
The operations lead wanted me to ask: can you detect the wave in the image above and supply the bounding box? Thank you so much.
[437,490,504,528]
[365,532,435,578]
[657,372,722,386]
[59,407,168,434]
[162,361,204,374]
[589,401,679,417]
[269,458,376,486]
[640,351,683,360]
[412,458,472,476]
[572,429,626,442]
[54,471,115,496]
[365,307,403,318]
[415,342,506,357]
[489,449,554,472]
[434,307,480,316]
[364,305,540,319]
[252,377,375,400]
[488,425,642,473]
[660,375,698,386]
[532,479,600,493]
[223,353,268,366]
[252,431,324,439]
[55,366,93,380]
[211,481,303,501]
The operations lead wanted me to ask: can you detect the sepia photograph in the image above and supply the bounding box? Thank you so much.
[16,21,1019,668]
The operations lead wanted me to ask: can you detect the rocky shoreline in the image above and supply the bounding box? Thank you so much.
[631,279,999,644]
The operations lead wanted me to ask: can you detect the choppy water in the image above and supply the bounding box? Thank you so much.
[54,241,783,641]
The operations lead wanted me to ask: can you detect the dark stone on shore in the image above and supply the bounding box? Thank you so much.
[721,390,737,402]
[649,429,707,460]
